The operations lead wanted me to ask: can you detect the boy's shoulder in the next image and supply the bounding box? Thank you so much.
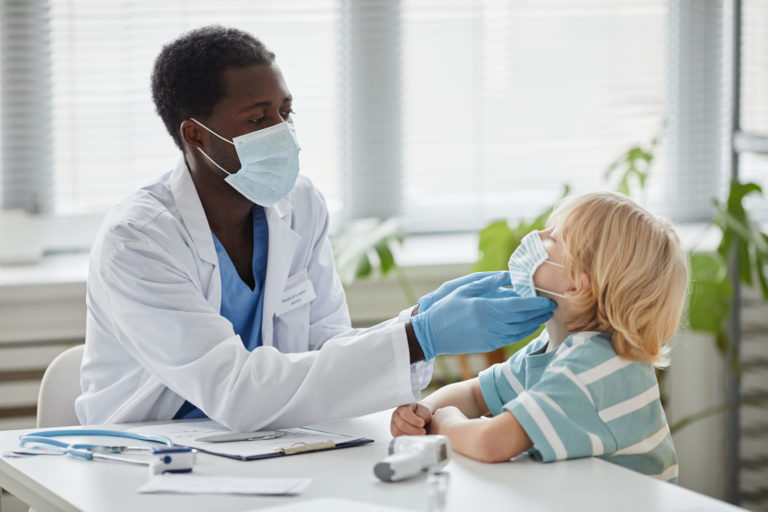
[551,331,654,381]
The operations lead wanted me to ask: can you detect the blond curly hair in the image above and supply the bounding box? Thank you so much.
[547,191,688,365]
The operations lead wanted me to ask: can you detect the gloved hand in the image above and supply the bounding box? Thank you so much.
[417,271,504,313]
[410,272,556,360]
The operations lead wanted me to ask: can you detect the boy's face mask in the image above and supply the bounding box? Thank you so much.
[508,230,567,299]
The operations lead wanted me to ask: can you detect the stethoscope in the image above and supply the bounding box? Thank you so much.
[11,429,195,474]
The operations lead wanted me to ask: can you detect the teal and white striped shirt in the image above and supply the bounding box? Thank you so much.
[478,331,678,483]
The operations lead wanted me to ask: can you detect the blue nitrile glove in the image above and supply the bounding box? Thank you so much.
[410,272,556,360]
[417,271,504,313]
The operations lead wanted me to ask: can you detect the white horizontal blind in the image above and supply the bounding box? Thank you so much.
[47,0,339,214]
[0,0,54,214]
[339,0,403,221]
[4,1,677,231]
[400,0,667,232]
[740,0,768,221]
[664,0,731,223]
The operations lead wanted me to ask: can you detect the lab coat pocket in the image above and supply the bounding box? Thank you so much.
[273,269,316,351]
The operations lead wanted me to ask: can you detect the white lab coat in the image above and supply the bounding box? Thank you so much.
[76,159,431,431]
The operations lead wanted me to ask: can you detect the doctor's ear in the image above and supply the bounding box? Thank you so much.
[179,119,207,149]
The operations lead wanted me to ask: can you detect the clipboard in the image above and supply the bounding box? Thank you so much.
[129,420,373,461]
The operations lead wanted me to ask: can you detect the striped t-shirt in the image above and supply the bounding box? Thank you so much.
[478,331,678,483]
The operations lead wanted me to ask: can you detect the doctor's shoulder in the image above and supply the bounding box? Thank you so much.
[92,175,185,256]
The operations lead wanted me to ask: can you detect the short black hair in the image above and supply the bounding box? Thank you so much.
[151,25,275,149]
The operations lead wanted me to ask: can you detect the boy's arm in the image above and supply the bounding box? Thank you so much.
[421,378,490,419]
[428,406,533,463]
[391,378,491,437]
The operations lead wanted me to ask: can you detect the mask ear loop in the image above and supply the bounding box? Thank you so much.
[184,118,236,176]
[195,147,233,176]
[189,118,235,146]
[535,260,568,298]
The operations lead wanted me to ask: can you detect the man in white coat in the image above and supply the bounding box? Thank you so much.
[76,26,555,431]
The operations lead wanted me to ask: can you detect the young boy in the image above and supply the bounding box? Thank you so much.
[390,191,688,483]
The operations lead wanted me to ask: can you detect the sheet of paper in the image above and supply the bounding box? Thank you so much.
[253,498,411,511]
[138,474,312,496]
[130,419,360,458]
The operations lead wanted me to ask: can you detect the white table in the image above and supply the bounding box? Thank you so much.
[0,410,745,512]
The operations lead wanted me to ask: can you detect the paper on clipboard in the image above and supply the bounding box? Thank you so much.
[129,419,372,460]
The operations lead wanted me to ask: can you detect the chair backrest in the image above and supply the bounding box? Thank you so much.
[37,345,85,428]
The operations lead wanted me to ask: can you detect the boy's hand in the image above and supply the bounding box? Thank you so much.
[390,403,433,436]
[427,406,467,436]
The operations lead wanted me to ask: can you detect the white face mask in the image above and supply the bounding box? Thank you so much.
[190,118,301,207]
[507,230,567,299]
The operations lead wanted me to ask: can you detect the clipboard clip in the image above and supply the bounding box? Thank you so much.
[279,440,336,455]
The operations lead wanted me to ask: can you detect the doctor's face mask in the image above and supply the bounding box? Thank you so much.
[190,118,301,207]
[508,231,567,299]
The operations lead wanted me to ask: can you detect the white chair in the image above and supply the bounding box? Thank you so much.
[36,344,85,428]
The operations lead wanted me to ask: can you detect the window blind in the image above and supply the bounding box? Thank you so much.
[740,0,768,221]
[664,0,731,223]
[0,0,54,214]
[400,0,668,232]
[46,0,339,214]
[0,0,713,232]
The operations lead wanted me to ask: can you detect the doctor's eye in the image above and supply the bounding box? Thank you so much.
[281,108,295,120]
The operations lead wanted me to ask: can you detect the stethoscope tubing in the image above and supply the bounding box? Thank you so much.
[20,429,174,447]
[18,429,178,464]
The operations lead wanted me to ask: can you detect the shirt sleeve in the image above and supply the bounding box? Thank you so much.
[503,363,617,463]
[478,346,529,417]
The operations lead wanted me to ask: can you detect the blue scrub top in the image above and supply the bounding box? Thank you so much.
[174,206,269,420]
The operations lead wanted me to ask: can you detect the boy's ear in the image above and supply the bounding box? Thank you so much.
[566,273,590,298]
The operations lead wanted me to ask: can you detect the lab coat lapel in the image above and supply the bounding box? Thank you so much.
[260,197,300,347]
[168,158,221,307]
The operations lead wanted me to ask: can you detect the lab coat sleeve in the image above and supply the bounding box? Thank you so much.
[303,185,433,396]
[95,231,418,431]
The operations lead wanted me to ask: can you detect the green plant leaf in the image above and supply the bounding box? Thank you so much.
[331,217,403,286]
[374,241,396,275]
[687,251,732,355]
[739,240,753,286]
[603,137,656,196]
[756,251,768,300]
[474,220,514,272]
[355,253,372,279]
[727,181,762,211]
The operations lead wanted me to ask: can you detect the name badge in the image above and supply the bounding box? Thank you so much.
[276,278,316,316]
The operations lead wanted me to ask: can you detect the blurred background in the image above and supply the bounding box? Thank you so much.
[0,0,766,510]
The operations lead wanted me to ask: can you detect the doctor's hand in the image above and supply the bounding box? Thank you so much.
[391,403,433,437]
[416,271,504,314]
[410,272,555,360]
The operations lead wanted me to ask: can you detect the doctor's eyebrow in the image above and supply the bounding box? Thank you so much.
[239,96,293,113]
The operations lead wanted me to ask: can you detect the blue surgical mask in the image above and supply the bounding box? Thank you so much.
[508,230,566,299]
[190,119,301,207]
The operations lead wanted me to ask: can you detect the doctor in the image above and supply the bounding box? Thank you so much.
[76,26,555,431]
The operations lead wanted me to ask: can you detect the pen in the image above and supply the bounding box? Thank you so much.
[195,431,285,444]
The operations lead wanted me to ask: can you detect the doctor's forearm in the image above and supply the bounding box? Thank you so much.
[405,321,425,363]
